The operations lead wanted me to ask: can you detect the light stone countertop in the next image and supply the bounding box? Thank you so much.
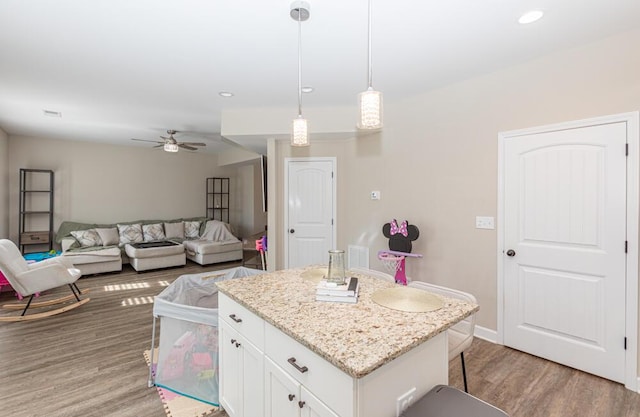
[216,266,479,379]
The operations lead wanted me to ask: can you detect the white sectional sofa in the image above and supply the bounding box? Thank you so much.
[55,217,243,275]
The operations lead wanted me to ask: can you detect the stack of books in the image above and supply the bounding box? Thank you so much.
[315,277,359,304]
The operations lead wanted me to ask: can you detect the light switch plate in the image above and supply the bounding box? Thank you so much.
[476,216,495,229]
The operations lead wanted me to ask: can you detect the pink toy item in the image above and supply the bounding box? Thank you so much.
[380,219,422,284]
[255,235,267,270]
[378,249,422,285]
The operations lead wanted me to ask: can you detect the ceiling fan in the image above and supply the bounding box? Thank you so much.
[131,130,206,152]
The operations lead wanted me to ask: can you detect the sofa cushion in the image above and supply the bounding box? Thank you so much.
[95,227,119,246]
[62,247,121,264]
[117,223,143,245]
[164,222,185,239]
[184,221,201,239]
[201,220,239,242]
[143,223,166,242]
[70,229,102,247]
[183,239,243,255]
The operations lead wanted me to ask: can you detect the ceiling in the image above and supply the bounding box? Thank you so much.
[1,0,639,154]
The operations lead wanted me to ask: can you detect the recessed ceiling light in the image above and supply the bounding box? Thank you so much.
[301,86,314,93]
[43,109,62,117]
[519,10,544,24]
[219,91,234,98]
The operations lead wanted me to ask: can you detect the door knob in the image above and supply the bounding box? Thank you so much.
[506,249,516,257]
[289,229,295,234]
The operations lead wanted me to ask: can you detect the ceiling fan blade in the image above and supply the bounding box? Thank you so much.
[153,144,164,148]
[179,144,198,151]
[132,138,163,144]
[160,136,170,140]
[180,142,206,147]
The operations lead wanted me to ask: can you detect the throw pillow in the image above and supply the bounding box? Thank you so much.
[184,221,201,239]
[117,223,143,245]
[164,222,184,239]
[95,227,120,246]
[143,223,166,242]
[70,229,102,247]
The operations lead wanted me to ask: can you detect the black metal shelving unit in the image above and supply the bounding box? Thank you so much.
[206,177,230,223]
[19,169,54,253]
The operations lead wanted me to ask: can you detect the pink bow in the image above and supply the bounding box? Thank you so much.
[389,219,408,237]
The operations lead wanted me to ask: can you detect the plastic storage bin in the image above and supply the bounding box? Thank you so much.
[148,267,263,405]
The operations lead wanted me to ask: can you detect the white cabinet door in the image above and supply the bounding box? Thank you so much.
[220,320,264,417]
[265,357,300,417]
[242,334,264,417]
[220,321,242,416]
[300,386,340,417]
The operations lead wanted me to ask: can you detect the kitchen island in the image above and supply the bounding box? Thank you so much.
[216,266,478,417]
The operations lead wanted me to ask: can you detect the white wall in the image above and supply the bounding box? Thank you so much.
[7,136,241,243]
[271,29,640,334]
[0,128,8,238]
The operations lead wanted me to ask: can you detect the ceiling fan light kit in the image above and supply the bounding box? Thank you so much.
[131,130,207,153]
[163,142,179,152]
[290,1,310,147]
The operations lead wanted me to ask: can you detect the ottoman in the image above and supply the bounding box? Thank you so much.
[125,241,186,272]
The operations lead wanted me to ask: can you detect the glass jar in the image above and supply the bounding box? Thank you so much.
[326,249,347,284]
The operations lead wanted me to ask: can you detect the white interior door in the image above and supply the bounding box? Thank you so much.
[502,121,628,383]
[285,158,335,268]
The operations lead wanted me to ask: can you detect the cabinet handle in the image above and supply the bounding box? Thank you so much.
[288,394,295,401]
[287,357,309,373]
[229,314,243,323]
[298,401,306,409]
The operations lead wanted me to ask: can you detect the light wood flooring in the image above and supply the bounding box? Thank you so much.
[1,262,639,417]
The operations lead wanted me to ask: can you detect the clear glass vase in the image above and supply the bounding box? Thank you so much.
[326,249,347,285]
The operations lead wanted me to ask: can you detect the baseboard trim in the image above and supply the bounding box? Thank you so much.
[474,325,498,343]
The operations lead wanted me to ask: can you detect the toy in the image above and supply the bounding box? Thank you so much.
[161,324,218,381]
[382,219,419,253]
[380,219,422,285]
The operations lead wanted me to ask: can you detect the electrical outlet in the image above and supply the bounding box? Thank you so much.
[396,387,416,416]
[371,190,381,200]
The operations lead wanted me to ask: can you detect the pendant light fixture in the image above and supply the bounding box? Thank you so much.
[290,1,310,147]
[357,0,383,130]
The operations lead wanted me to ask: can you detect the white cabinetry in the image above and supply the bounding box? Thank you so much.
[265,357,339,417]
[264,322,352,417]
[219,295,265,417]
[219,292,448,417]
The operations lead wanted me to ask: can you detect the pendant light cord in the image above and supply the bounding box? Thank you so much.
[297,9,303,116]
[367,0,373,89]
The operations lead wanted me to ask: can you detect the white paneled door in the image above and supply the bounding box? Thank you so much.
[502,121,629,383]
[285,158,335,268]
